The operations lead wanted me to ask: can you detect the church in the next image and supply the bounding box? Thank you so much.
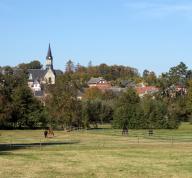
[28,44,63,96]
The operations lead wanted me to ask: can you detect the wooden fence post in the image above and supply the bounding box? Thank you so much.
[40,139,42,150]
[10,136,12,149]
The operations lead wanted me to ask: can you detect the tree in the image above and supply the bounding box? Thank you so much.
[143,69,150,78]
[82,99,103,128]
[65,60,75,74]
[143,70,157,85]
[186,80,192,122]
[88,60,92,68]
[168,62,188,85]
[3,66,13,75]
[46,74,82,130]
[83,87,103,100]
[159,62,188,98]
[28,60,43,69]
[101,90,116,100]
[18,60,43,69]
[100,102,113,123]
[113,88,140,129]
[141,96,180,129]
[12,85,45,128]
[0,94,12,127]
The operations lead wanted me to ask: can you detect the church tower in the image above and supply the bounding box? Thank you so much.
[44,43,55,84]
[46,43,53,70]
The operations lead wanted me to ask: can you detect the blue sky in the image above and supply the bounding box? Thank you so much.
[1,0,192,74]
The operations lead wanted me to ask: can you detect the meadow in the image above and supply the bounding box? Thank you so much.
[0,123,192,178]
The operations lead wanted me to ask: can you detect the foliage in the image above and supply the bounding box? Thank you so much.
[11,85,45,128]
[83,87,103,100]
[159,62,188,89]
[18,60,43,69]
[70,60,139,87]
[113,89,180,129]
[141,96,180,129]
[143,70,157,85]
[46,74,82,130]
[0,61,191,129]
[65,60,75,74]
[113,88,140,129]
[82,99,113,128]
[0,68,46,129]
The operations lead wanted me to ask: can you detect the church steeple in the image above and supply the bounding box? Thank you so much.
[46,43,53,70]
[46,43,53,60]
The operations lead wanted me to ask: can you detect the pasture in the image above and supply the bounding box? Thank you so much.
[0,123,192,178]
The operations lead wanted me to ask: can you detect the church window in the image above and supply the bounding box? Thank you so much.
[49,77,52,84]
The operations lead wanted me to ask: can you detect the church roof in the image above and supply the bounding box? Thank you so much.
[46,43,53,60]
[28,69,46,81]
[28,69,63,81]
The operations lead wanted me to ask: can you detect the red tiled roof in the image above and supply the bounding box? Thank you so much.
[95,83,112,90]
[136,86,159,95]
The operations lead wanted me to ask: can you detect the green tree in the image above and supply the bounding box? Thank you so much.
[113,88,140,129]
[159,62,188,89]
[46,74,82,130]
[28,60,43,69]
[65,60,75,74]
[12,85,44,128]
[186,80,192,122]
[18,60,43,69]
[143,69,158,85]
[83,87,103,100]
[82,100,102,128]
[141,96,180,129]
[0,94,12,127]
[168,62,187,85]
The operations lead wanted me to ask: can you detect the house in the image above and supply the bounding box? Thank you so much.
[136,86,159,97]
[120,80,136,88]
[87,77,111,90]
[107,86,126,96]
[163,85,187,98]
[175,85,187,95]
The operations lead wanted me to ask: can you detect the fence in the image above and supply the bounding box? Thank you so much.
[0,132,192,151]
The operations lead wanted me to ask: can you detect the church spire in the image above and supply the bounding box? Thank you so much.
[46,43,53,60]
[46,43,53,70]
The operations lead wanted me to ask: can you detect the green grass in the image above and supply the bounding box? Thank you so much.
[0,123,192,178]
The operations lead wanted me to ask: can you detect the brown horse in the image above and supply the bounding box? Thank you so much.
[44,130,48,138]
[48,127,54,137]
[44,127,54,138]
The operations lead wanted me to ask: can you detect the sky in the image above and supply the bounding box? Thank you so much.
[1,0,192,75]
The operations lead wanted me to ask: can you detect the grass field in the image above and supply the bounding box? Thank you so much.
[0,123,192,178]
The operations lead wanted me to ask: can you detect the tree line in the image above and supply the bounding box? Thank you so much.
[0,61,192,129]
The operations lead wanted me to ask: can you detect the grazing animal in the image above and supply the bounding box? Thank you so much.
[122,126,128,136]
[44,130,48,138]
[44,127,54,138]
[48,127,54,137]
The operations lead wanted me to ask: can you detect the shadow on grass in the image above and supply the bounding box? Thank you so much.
[0,140,80,152]
[87,128,112,131]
